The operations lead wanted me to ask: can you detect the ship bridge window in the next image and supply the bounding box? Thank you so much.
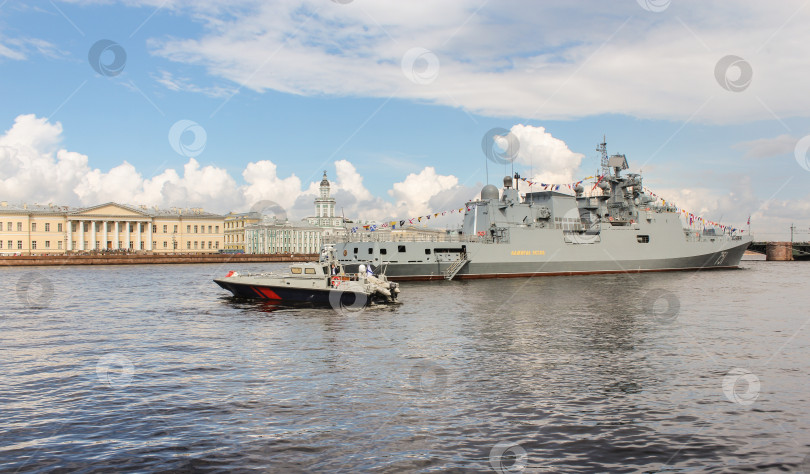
[291,267,302,274]
[353,247,358,254]
[368,248,373,255]
[305,268,316,274]
[398,245,406,252]
[425,249,431,255]
[637,235,650,243]
[381,248,387,255]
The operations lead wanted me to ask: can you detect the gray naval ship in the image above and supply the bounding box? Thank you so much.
[330,151,752,281]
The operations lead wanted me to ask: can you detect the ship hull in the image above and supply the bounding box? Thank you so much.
[335,223,752,281]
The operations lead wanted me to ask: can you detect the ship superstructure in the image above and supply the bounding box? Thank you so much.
[328,147,751,281]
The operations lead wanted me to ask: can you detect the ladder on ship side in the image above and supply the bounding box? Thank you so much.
[444,254,469,280]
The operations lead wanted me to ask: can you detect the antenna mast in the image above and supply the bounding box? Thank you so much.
[597,135,609,177]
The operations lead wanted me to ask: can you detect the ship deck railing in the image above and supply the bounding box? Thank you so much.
[323,233,502,244]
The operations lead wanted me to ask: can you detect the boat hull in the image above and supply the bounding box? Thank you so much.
[214,279,374,306]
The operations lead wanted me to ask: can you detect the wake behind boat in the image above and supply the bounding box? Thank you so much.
[214,246,400,306]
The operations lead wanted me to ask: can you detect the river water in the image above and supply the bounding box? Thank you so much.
[1,256,809,472]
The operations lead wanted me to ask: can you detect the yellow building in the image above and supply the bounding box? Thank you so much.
[0,201,224,255]
[223,211,261,252]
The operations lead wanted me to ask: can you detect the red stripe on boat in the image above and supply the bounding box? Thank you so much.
[253,286,281,300]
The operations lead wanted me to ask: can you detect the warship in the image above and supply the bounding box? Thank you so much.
[329,143,752,281]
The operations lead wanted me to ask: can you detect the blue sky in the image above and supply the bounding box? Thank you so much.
[1,0,809,238]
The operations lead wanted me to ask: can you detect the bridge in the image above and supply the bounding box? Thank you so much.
[748,242,810,261]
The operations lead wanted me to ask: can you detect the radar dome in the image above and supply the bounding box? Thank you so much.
[481,184,499,200]
[503,175,513,189]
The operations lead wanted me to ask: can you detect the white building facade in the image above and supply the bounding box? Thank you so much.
[245,219,322,254]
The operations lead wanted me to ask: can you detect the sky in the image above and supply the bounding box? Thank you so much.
[1,0,810,239]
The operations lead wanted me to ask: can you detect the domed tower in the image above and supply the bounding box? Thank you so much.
[314,171,337,225]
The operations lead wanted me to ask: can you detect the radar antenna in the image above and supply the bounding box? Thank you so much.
[597,135,609,177]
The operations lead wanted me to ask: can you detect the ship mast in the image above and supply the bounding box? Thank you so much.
[597,135,609,177]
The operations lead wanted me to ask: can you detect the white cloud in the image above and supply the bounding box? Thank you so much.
[137,1,810,123]
[504,124,584,184]
[733,134,797,159]
[152,70,237,98]
[0,114,474,223]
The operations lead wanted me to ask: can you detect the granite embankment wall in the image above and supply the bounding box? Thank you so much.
[0,254,318,266]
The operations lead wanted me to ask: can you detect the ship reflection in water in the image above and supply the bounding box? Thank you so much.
[1,259,808,472]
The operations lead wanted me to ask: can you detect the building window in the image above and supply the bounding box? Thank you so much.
[215,226,219,233]
[194,241,198,249]
[31,223,36,232]
[18,241,23,249]
[173,225,178,233]
[58,223,62,232]
[6,222,10,231]
[163,225,167,233]
[140,242,144,250]
[208,226,212,233]
[58,241,62,249]
[152,225,157,233]
[45,241,50,248]
[187,242,191,249]
[164,241,167,248]
[187,225,191,233]
[0,241,3,248]
[215,241,219,249]
[32,241,37,249]
[45,223,50,232]
[194,225,198,233]
[208,241,212,249]
[173,242,177,249]
[17,222,22,231]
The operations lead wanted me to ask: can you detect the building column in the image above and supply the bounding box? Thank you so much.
[67,219,73,251]
[147,221,153,251]
[125,222,131,250]
[79,220,85,250]
[114,221,120,249]
[90,221,97,250]
[137,223,142,251]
